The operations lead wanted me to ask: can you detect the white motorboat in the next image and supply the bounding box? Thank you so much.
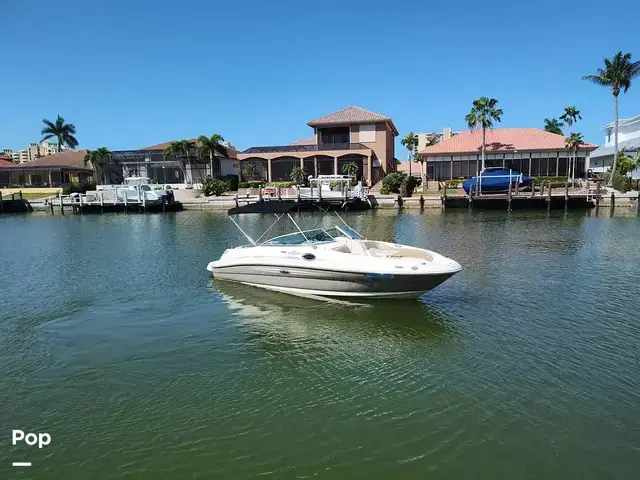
[98,176,174,205]
[206,202,461,299]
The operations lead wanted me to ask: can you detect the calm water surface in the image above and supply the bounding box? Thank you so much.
[1,210,639,479]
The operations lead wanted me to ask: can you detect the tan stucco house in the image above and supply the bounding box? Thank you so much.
[237,106,398,185]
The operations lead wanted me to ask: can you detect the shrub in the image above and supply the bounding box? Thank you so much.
[202,178,229,197]
[266,181,296,188]
[533,176,570,188]
[239,181,263,189]
[381,172,406,195]
[404,175,419,196]
[218,175,238,191]
[444,179,461,189]
[62,180,95,195]
[165,186,172,190]
[290,166,308,186]
[601,172,631,192]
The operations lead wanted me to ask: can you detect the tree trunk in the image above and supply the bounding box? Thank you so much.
[58,135,62,153]
[209,151,214,178]
[481,128,486,172]
[408,149,412,176]
[609,94,619,188]
[421,160,426,189]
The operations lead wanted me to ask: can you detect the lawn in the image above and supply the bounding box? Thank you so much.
[2,192,53,201]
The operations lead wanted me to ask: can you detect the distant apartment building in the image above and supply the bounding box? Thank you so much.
[415,128,460,151]
[5,141,64,163]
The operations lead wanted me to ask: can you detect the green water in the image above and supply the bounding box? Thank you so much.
[1,210,639,479]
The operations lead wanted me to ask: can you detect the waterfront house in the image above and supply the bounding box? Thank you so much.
[590,115,640,178]
[237,106,399,186]
[110,140,240,186]
[0,150,93,187]
[419,128,597,181]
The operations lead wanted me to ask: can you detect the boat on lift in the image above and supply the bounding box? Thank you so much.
[462,168,532,194]
[206,202,461,299]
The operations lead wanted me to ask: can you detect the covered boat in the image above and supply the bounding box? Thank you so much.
[462,168,532,194]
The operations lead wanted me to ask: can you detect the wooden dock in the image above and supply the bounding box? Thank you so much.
[442,180,612,211]
[45,193,183,214]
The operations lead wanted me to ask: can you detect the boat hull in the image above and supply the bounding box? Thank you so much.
[210,264,457,298]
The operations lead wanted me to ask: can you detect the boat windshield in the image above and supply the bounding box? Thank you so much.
[336,225,362,239]
[263,228,338,245]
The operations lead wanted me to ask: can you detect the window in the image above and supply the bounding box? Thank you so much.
[359,125,376,143]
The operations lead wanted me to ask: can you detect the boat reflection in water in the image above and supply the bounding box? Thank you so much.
[210,279,457,351]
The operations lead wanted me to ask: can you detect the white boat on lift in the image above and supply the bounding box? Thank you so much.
[98,176,174,205]
[206,203,461,299]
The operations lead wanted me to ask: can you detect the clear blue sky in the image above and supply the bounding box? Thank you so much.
[2,0,640,153]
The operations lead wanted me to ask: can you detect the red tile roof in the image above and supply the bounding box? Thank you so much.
[420,128,597,155]
[141,138,238,158]
[0,157,14,167]
[307,106,399,135]
[0,150,91,170]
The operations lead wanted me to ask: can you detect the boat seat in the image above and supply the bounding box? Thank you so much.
[332,245,351,254]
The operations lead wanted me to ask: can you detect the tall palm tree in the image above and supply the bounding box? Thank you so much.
[583,52,640,187]
[84,147,113,185]
[41,115,78,152]
[401,132,418,177]
[543,118,564,135]
[416,135,438,186]
[163,141,189,183]
[565,132,584,187]
[559,106,581,181]
[197,133,226,178]
[465,97,503,172]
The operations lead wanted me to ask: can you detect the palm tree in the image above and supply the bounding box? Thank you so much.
[415,135,437,186]
[565,132,584,187]
[176,140,197,184]
[163,141,188,183]
[197,134,226,178]
[543,118,564,135]
[41,115,78,152]
[559,106,581,181]
[84,147,113,185]
[465,97,503,172]
[583,52,640,187]
[290,166,307,185]
[401,132,418,177]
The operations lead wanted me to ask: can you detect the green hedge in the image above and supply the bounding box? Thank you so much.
[444,179,461,189]
[239,181,263,189]
[266,181,296,188]
[533,176,570,188]
[62,180,95,195]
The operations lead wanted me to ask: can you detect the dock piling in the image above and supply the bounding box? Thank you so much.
[595,181,601,209]
[419,195,425,210]
[277,187,281,201]
[468,184,474,211]
[546,182,552,211]
[60,194,64,215]
[507,179,512,212]
[564,180,569,212]
[530,179,535,197]
[79,193,83,215]
[0,192,3,214]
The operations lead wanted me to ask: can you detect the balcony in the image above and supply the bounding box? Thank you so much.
[242,143,369,154]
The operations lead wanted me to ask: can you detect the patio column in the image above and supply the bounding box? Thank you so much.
[585,150,591,173]
[48,169,52,186]
[333,157,338,175]
[267,159,272,182]
[299,158,304,170]
[367,155,372,186]
[314,157,318,177]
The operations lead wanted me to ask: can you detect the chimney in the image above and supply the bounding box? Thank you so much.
[442,127,451,141]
